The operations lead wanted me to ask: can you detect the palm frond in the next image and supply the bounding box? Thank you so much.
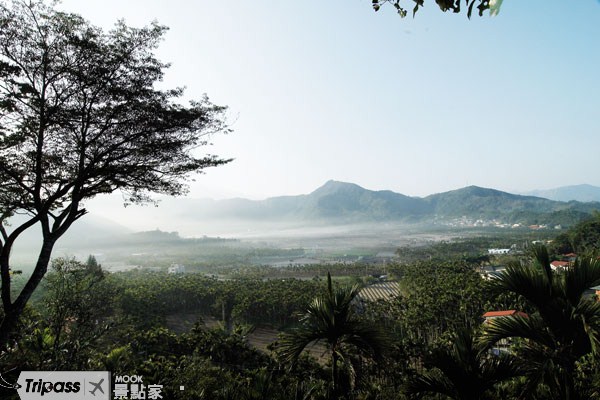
[489,264,551,313]
[482,245,600,398]
[531,243,552,284]
[573,298,600,355]
[564,256,600,306]
[339,323,391,362]
[480,315,555,350]
[481,354,523,385]
[279,326,325,365]
[405,328,523,400]
[279,271,386,375]
[403,369,458,399]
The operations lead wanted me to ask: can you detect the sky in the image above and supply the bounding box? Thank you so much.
[58,0,600,202]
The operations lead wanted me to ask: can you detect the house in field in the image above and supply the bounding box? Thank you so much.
[168,264,185,274]
[482,310,528,354]
[357,281,401,302]
[550,260,571,271]
[480,265,507,280]
[487,248,511,255]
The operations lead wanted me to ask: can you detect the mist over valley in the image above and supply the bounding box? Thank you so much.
[9,181,600,274]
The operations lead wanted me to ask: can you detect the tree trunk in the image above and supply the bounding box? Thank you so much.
[331,348,339,399]
[562,367,579,400]
[0,239,56,346]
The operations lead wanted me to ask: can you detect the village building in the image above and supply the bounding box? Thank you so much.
[482,310,528,354]
[168,264,185,274]
[487,248,511,255]
[550,260,571,271]
[479,265,507,280]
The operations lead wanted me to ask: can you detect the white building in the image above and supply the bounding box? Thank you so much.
[168,264,185,274]
[487,248,511,255]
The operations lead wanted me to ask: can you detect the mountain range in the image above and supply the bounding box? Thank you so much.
[8,181,600,257]
[146,180,600,228]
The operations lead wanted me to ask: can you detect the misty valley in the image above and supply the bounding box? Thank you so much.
[6,200,599,398]
[4,180,600,399]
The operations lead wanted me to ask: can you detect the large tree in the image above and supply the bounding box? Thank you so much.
[0,0,231,343]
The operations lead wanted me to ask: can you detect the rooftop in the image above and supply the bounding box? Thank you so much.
[483,310,528,318]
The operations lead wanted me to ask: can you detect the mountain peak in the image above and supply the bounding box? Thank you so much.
[456,185,506,196]
[311,180,364,196]
[303,180,428,220]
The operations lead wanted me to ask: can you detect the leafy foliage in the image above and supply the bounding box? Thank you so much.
[106,271,324,330]
[371,0,496,18]
[550,213,600,254]
[481,245,600,399]
[279,273,390,398]
[2,230,600,399]
[404,328,522,400]
[0,0,230,342]
[391,260,489,347]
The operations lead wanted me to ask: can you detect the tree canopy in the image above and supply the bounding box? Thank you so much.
[371,0,503,18]
[0,0,231,343]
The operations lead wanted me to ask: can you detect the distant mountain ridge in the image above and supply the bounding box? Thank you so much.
[163,181,600,227]
[425,186,560,217]
[7,182,591,255]
[522,184,600,203]
[171,180,428,222]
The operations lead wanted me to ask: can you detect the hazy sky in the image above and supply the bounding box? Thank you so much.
[59,0,600,200]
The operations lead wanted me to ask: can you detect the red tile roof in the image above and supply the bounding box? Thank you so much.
[483,310,528,318]
[551,261,570,267]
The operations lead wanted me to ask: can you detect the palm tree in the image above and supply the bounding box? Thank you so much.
[481,244,600,400]
[403,327,523,400]
[279,273,389,398]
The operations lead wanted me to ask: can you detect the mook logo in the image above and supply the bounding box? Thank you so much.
[16,371,110,400]
[113,375,164,399]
